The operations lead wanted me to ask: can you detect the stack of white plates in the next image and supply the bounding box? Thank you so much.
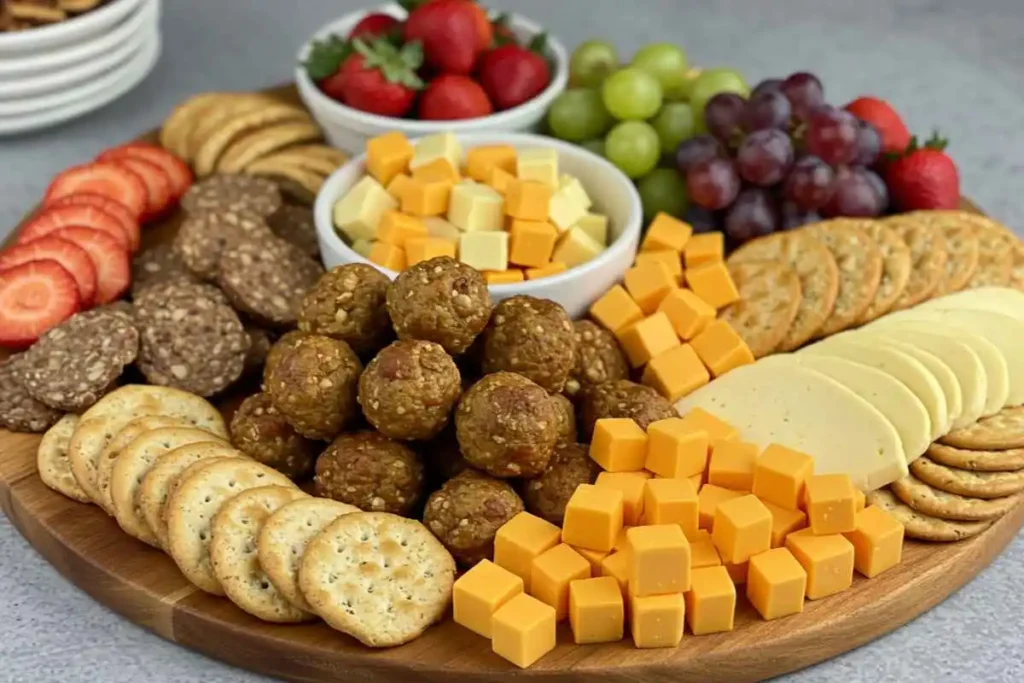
[0,0,162,136]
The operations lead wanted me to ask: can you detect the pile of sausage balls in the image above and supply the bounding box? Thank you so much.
[229,256,676,567]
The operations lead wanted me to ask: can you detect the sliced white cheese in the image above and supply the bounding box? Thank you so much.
[674,362,907,491]
[880,340,961,431]
[918,286,1024,322]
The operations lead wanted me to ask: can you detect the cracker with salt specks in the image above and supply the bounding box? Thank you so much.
[94,415,186,515]
[37,415,90,503]
[867,488,991,542]
[909,455,1024,499]
[298,512,456,648]
[209,485,313,623]
[884,215,948,310]
[903,211,979,295]
[940,405,1024,450]
[890,473,1019,521]
[719,261,801,358]
[961,213,1015,289]
[926,442,1024,472]
[859,222,912,323]
[804,219,883,336]
[67,414,126,506]
[80,384,228,438]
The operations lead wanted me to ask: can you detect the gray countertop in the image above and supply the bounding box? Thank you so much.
[2,1,1023,681]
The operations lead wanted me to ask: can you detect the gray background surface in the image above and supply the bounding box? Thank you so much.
[1,1,1023,681]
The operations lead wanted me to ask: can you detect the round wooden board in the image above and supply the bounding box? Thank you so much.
[0,92,1018,682]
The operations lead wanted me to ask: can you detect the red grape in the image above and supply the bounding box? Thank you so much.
[853,121,882,166]
[751,78,784,98]
[683,205,721,233]
[725,188,779,246]
[687,157,741,210]
[780,201,822,230]
[806,107,859,166]
[781,72,825,120]
[743,90,792,131]
[862,167,890,211]
[704,92,746,143]
[782,155,836,209]
[736,129,794,186]
[822,166,885,217]
[675,134,725,174]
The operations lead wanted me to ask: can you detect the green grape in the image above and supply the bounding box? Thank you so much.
[601,68,663,121]
[689,68,750,131]
[605,121,661,179]
[637,168,689,221]
[580,138,606,157]
[547,89,613,142]
[631,43,689,101]
[651,102,695,154]
[677,67,703,102]
[570,39,619,88]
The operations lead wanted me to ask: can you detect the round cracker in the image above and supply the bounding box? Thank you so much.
[94,415,186,514]
[940,405,1024,450]
[80,384,228,438]
[298,511,456,648]
[166,459,295,594]
[247,149,346,177]
[719,261,801,357]
[884,215,948,309]
[1009,242,1024,292]
[185,94,283,164]
[903,211,980,294]
[277,144,349,166]
[193,105,310,177]
[37,414,90,503]
[926,442,1024,472]
[909,455,1024,499]
[160,92,233,160]
[866,488,992,542]
[804,219,883,336]
[209,485,313,623]
[258,497,360,613]
[244,163,325,204]
[891,473,1020,521]
[960,213,1014,288]
[216,121,324,174]
[859,222,912,322]
[68,415,127,504]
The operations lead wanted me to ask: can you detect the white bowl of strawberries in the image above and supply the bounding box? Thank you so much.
[294,1,569,153]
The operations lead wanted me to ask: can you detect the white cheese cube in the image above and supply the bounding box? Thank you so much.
[459,231,509,272]
[552,226,603,268]
[574,212,609,246]
[517,148,558,188]
[410,132,462,171]
[351,238,376,258]
[559,174,592,210]
[332,176,397,242]
[447,183,504,232]
[423,216,462,243]
[548,185,588,233]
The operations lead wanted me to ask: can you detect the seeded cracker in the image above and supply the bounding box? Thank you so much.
[804,219,883,337]
[904,211,980,294]
[891,473,1019,521]
[267,204,320,258]
[867,488,991,542]
[960,213,1015,288]
[940,405,1024,450]
[180,174,282,217]
[927,442,1024,472]
[218,236,324,327]
[719,260,801,358]
[885,215,948,309]
[859,222,912,322]
[37,414,91,503]
[0,353,62,433]
[131,246,200,298]
[173,209,275,281]
[909,455,1024,499]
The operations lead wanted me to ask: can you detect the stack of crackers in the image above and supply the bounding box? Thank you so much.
[722,211,1022,359]
[0,0,105,32]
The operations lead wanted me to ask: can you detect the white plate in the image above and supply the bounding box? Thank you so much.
[0,35,160,136]
[0,0,158,81]
[0,0,147,56]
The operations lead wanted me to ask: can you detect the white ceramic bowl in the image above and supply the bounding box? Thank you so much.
[0,0,146,56]
[295,2,569,153]
[313,132,642,319]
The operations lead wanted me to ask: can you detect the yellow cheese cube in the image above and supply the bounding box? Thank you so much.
[678,407,738,442]
[623,263,676,315]
[452,559,523,638]
[517,147,558,188]
[412,157,461,184]
[368,241,405,271]
[753,444,815,511]
[724,560,749,585]
[448,182,504,232]
[351,238,375,258]
[548,184,588,233]
[614,526,633,553]
[559,174,592,209]
[712,494,772,565]
[641,213,693,253]
[685,261,740,309]
[688,529,722,568]
[697,484,744,531]
[658,288,716,340]
[805,474,857,535]
[707,440,759,492]
[385,173,413,203]
[525,262,567,280]
[590,418,648,472]
[401,178,450,216]
[617,313,681,368]
[406,237,456,266]
[645,417,709,479]
[569,576,625,644]
[635,250,683,285]
[785,528,854,600]
[366,131,414,186]
[842,505,904,578]
[629,593,685,649]
[509,220,557,268]
[505,179,551,221]
[333,175,397,242]
[574,212,608,245]
[628,524,691,596]
[642,343,710,403]
[466,144,517,182]
[491,593,556,669]
[409,131,462,172]
[854,488,866,512]
[494,512,561,592]
[643,477,699,539]
[689,472,704,492]
[589,285,644,335]
[684,231,724,268]
[746,548,807,620]
[562,483,624,552]
[422,216,461,243]
[552,226,603,268]
[762,500,808,548]
[573,546,610,574]
[485,269,525,285]
[595,470,651,526]
[686,565,735,635]
[600,551,630,598]
[376,210,427,247]
[459,231,508,272]
[487,166,517,195]
[531,543,591,621]
[690,319,755,377]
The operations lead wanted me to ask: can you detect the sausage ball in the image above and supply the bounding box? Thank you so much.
[550,393,577,445]
[579,379,676,441]
[481,296,576,393]
[423,469,524,567]
[385,256,492,356]
[455,372,558,478]
[262,330,311,389]
[298,264,392,355]
[265,334,363,440]
[358,340,461,441]
[230,392,320,479]
[421,424,473,486]
[565,320,630,399]
[314,430,425,515]
[522,442,598,525]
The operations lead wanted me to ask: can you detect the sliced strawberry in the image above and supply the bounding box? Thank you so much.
[0,236,98,309]
[105,156,173,220]
[97,143,194,199]
[46,192,140,252]
[47,227,130,305]
[18,204,133,252]
[43,162,148,220]
[0,260,81,349]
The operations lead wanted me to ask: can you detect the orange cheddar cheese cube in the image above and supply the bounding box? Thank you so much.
[368,241,406,271]
[712,494,772,565]
[642,343,710,403]
[677,407,738,442]
[600,551,630,598]
[494,512,561,592]
[623,263,677,315]
[645,418,709,479]
[406,237,456,266]
[402,178,451,216]
[412,157,460,184]
[614,526,633,553]
[630,593,685,649]
[643,477,699,539]
[596,470,652,526]
[366,131,414,186]
[697,484,744,531]
[635,250,683,285]
[569,576,625,644]
[466,144,517,182]
[617,313,681,368]
[684,231,724,268]
[785,528,854,600]
[707,439,759,492]
[589,285,644,335]
[562,483,624,552]
[628,524,690,596]
[658,288,716,340]
[805,474,857,535]
[752,444,815,511]
[452,559,523,638]
[531,543,591,621]
[377,210,427,247]
[690,319,755,377]
[854,488,866,512]
[641,212,693,253]
[689,471,704,490]
[746,548,807,620]
[509,220,558,268]
[573,546,610,575]
[525,262,567,280]
[686,565,735,635]
[385,173,413,203]
[485,269,525,285]
[688,529,722,568]
[724,560,749,584]
[505,179,551,221]
[685,261,740,309]
[487,166,516,195]
[590,418,648,472]
[491,593,556,669]
[762,500,808,548]
[842,505,904,578]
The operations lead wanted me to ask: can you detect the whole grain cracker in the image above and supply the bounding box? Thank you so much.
[192,105,310,177]
[80,384,228,438]
[216,120,324,174]
[209,485,313,623]
[803,219,883,336]
[884,215,948,309]
[960,213,1015,288]
[37,414,90,503]
[939,405,1024,450]
[866,488,991,542]
[0,353,62,433]
[95,415,186,514]
[909,455,1024,499]
[927,442,1024,472]
[180,174,282,217]
[131,246,200,298]
[719,261,801,357]
[298,511,456,647]
[173,208,274,281]
[244,164,325,204]
[859,222,912,322]
[267,204,320,258]
[891,473,1019,521]
[904,211,980,295]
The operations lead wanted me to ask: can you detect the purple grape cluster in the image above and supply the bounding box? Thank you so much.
[676,72,889,247]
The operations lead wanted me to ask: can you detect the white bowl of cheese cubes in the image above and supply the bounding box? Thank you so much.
[313,131,643,319]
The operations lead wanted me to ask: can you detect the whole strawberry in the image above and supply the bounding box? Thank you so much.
[404,0,483,75]
[478,37,551,110]
[420,74,493,120]
[844,96,911,154]
[885,132,960,211]
[308,37,424,117]
[348,13,401,41]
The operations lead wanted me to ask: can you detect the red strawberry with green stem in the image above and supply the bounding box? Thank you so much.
[404,0,483,75]
[307,37,424,117]
[477,35,552,110]
[348,13,401,41]
[419,74,493,120]
[885,131,960,211]
[844,96,911,154]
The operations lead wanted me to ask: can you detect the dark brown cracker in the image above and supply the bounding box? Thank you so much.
[866,488,991,542]
[719,261,801,358]
[131,246,200,298]
[927,442,1024,472]
[173,209,275,281]
[885,215,948,309]
[891,473,1020,521]
[267,204,320,258]
[180,174,282,217]
[961,213,1015,288]
[804,219,883,336]
[910,455,1024,499]
[0,353,62,433]
[940,405,1024,450]
[859,223,912,323]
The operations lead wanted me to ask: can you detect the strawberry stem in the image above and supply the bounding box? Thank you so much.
[303,34,353,80]
[352,37,425,90]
